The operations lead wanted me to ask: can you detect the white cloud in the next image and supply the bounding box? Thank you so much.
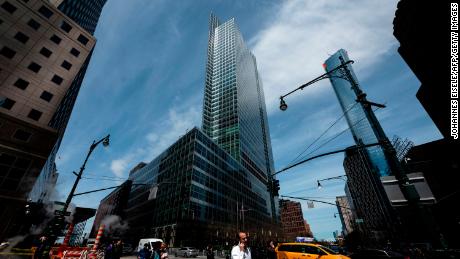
[143,104,201,160]
[252,0,399,114]
[109,98,201,178]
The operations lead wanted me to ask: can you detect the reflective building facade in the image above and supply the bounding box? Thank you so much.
[202,14,275,186]
[125,128,279,247]
[324,49,390,176]
[124,13,279,248]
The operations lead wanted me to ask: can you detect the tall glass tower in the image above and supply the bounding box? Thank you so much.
[202,14,275,182]
[324,49,390,176]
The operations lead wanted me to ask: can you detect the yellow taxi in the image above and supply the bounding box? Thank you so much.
[275,243,350,259]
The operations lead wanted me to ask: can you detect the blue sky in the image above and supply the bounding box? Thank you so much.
[53,0,442,241]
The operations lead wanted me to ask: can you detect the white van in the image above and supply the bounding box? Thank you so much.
[137,238,163,252]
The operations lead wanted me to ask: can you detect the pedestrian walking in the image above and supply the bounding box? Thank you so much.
[152,242,161,259]
[231,232,251,259]
[138,244,152,259]
[266,241,276,259]
[34,236,48,259]
[206,244,215,259]
[113,240,123,259]
[104,241,113,259]
[160,242,169,259]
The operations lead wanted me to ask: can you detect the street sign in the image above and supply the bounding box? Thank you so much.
[54,210,71,216]
[355,218,364,223]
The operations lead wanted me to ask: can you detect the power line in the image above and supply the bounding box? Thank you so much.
[298,105,384,163]
[286,102,359,168]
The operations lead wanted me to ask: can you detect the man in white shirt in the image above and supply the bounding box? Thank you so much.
[231,232,251,259]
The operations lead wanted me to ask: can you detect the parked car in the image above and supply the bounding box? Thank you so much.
[350,249,406,259]
[137,238,163,253]
[174,247,199,257]
[276,242,350,259]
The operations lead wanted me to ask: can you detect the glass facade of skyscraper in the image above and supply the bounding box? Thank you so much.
[202,15,275,183]
[125,128,278,247]
[324,49,390,176]
[122,14,279,247]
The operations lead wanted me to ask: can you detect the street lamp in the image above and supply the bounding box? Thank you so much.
[62,134,110,214]
[317,175,347,189]
[43,134,110,249]
[279,97,288,111]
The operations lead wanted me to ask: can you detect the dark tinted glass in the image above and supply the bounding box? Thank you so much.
[27,62,41,73]
[0,46,16,59]
[51,75,63,85]
[39,47,52,58]
[77,34,89,45]
[60,21,72,32]
[27,19,41,30]
[14,32,29,44]
[50,34,62,44]
[14,78,29,90]
[13,129,32,141]
[38,6,53,18]
[27,109,42,121]
[70,48,80,57]
[0,98,15,110]
[1,1,17,14]
[40,91,53,102]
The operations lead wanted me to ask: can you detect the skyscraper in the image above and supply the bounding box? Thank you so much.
[28,0,107,204]
[202,14,278,218]
[124,14,279,247]
[343,146,396,245]
[202,14,275,182]
[324,49,390,177]
[0,0,106,240]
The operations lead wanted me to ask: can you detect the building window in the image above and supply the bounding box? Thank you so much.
[38,6,53,19]
[28,109,42,121]
[0,46,16,59]
[1,1,17,14]
[40,91,53,102]
[39,47,52,58]
[14,32,29,44]
[27,62,41,73]
[60,21,72,33]
[70,48,80,57]
[0,98,15,110]
[13,129,32,142]
[27,19,41,30]
[13,78,29,90]
[51,75,63,85]
[77,34,89,45]
[50,34,62,45]
[61,60,72,70]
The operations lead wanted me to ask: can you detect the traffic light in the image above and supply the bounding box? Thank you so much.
[273,180,280,196]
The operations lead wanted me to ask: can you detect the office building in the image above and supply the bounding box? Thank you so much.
[335,196,354,236]
[124,14,278,247]
[0,0,99,240]
[324,49,391,177]
[91,180,132,237]
[343,146,397,245]
[29,0,107,204]
[202,14,278,219]
[125,128,279,247]
[279,199,312,241]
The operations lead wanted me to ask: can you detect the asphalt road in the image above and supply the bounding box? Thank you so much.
[122,256,209,259]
